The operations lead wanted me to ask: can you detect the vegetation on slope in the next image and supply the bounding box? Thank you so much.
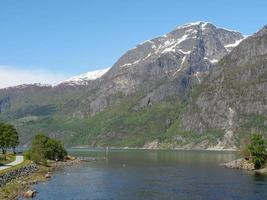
[240,133,267,169]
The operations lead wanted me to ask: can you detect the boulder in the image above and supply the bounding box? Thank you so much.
[45,173,51,179]
[66,155,76,161]
[23,190,37,198]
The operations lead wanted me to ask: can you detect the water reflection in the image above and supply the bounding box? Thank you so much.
[19,149,267,200]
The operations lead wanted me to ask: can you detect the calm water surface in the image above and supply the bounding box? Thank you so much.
[20,149,267,200]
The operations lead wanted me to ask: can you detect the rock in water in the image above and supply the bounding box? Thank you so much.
[222,158,254,170]
[23,190,37,198]
[45,173,52,179]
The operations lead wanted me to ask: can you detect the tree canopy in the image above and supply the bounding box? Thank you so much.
[0,123,19,155]
[26,133,67,165]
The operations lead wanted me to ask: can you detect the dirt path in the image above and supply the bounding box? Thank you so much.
[0,155,24,171]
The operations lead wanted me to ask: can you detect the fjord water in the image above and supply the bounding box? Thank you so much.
[23,150,267,200]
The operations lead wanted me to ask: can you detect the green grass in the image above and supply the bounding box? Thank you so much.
[0,161,50,200]
[0,157,31,175]
[0,153,16,166]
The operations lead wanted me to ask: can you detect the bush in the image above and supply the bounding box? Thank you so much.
[27,133,67,164]
[23,150,31,160]
[248,133,267,169]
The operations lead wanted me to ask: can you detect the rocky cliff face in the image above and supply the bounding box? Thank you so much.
[182,26,267,149]
[88,22,244,114]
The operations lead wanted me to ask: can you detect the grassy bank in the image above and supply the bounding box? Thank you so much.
[0,157,31,175]
[0,154,16,166]
[0,164,51,200]
[0,157,80,200]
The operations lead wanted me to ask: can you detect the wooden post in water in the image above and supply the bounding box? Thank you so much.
[105,146,109,160]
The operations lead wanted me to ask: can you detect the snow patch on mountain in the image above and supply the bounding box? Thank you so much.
[224,38,245,51]
[204,57,219,63]
[56,68,110,86]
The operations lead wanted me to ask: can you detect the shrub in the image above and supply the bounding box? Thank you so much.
[248,133,267,169]
[27,133,67,164]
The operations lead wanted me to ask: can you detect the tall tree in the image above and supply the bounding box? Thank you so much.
[0,123,19,158]
[0,123,8,155]
[8,125,19,154]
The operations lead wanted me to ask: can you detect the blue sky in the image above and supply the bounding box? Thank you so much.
[0,0,266,87]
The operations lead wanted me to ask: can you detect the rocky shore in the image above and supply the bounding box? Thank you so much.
[52,157,81,168]
[19,157,82,198]
[222,158,255,170]
[0,163,37,187]
[0,156,82,200]
[222,158,267,174]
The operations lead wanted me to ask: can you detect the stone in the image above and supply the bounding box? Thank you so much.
[24,190,37,198]
[0,163,37,187]
[45,173,51,179]
[66,155,76,161]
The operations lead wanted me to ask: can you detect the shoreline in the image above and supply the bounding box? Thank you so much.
[70,146,238,152]
[221,158,267,174]
[0,157,82,200]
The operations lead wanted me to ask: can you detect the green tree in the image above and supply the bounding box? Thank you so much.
[0,123,5,154]
[0,123,19,158]
[248,133,267,169]
[27,133,67,165]
[45,138,67,161]
[28,134,48,164]
[7,125,19,154]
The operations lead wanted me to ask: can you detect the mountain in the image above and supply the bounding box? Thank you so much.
[87,21,244,114]
[0,21,254,149]
[181,25,267,149]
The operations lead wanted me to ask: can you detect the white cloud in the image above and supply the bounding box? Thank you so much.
[0,65,68,89]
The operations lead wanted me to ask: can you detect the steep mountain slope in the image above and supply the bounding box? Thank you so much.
[182,26,267,149]
[88,22,244,114]
[0,22,247,147]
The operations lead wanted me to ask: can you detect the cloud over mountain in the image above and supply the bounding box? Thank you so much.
[0,65,68,88]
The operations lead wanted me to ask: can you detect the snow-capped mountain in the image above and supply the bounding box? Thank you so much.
[108,21,244,72]
[56,68,110,86]
[88,21,245,113]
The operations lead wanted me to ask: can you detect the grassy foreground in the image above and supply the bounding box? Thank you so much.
[0,158,31,175]
[0,154,16,166]
[0,161,51,200]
